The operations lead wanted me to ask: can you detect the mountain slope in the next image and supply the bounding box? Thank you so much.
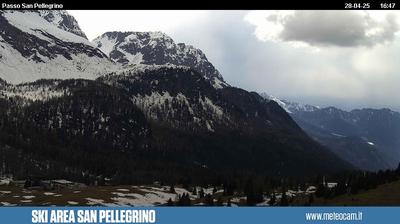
[97,66,353,177]
[93,31,228,88]
[0,78,153,182]
[0,70,353,183]
[0,10,115,84]
[99,65,308,134]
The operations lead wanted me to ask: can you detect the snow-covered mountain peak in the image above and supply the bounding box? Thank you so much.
[93,31,228,89]
[0,10,116,84]
[93,31,175,58]
[34,10,87,39]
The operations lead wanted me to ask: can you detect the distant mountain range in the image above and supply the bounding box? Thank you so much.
[260,93,400,171]
[0,10,353,184]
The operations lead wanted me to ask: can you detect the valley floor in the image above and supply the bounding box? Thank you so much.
[0,183,196,206]
[3,177,400,206]
[0,179,309,206]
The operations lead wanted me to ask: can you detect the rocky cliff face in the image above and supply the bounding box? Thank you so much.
[93,31,228,89]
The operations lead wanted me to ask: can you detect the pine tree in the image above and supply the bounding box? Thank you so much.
[24,178,32,188]
[199,188,205,198]
[280,191,289,206]
[167,198,173,206]
[216,197,223,206]
[255,189,264,204]
[192,187,197,196]
[245,179,256,206]
[176,194,183,206]
[178,193,191,206]
[268,192,276,206]
[169,184,176,193]
[307,194,314,206]
[204,194,214,206]
[315,183,326,197]
[212,186,217,194]
[396,162,400,174]
[223,182,234,196]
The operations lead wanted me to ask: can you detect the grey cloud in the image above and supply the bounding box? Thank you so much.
[168,11,400,111]
[266,14,278,22]
[279,11,399,47]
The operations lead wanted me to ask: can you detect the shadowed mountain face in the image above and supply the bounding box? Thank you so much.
[260,93,400,171]
[0,10,353,184]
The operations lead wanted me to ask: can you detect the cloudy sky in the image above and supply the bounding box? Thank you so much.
[68,10,400,111]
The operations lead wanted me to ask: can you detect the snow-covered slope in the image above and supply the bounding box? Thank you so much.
[259,92,319,113]
[0,10,116,84]
[99,65,232,132]
[93,31,228,89]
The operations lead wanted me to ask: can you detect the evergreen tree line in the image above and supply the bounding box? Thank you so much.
[314,166,400,200]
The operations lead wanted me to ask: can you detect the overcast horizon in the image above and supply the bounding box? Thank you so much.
[68,10,400,112]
